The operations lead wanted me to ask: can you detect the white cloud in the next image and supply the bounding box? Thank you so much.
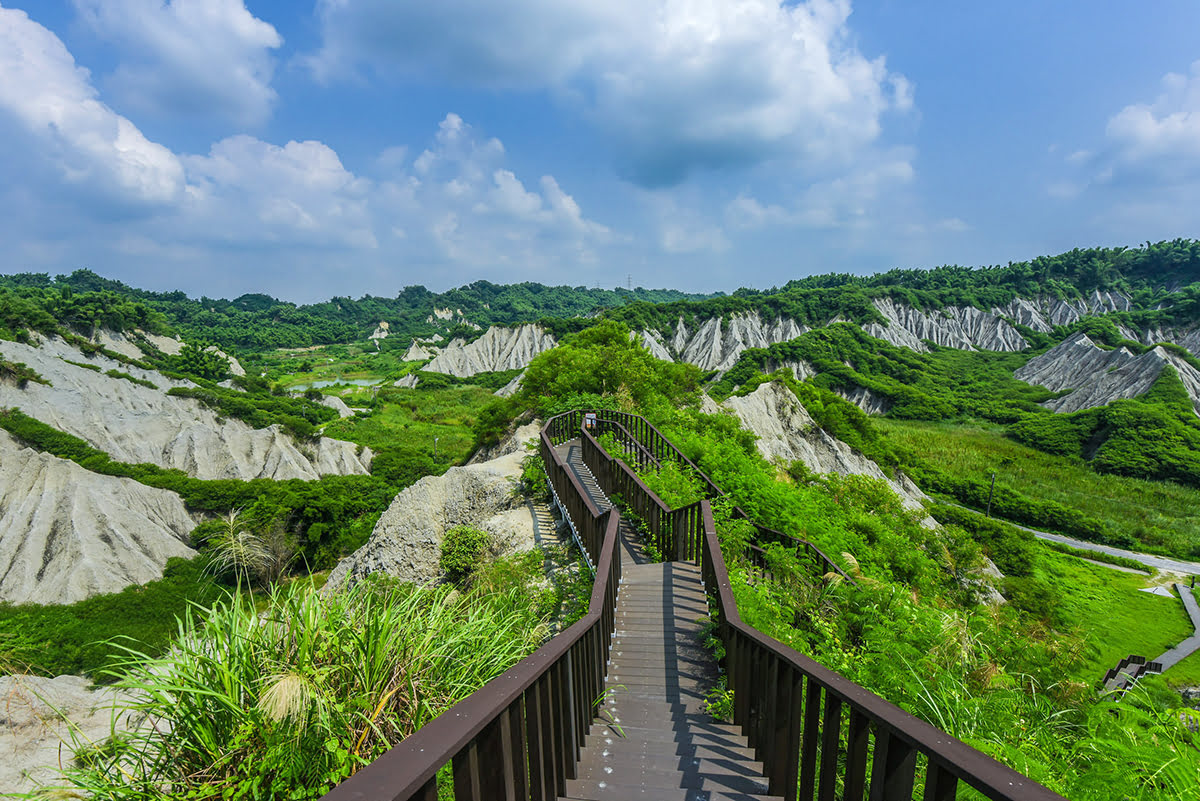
[726,150,914,231]
[182,136,376,248]
[0,5,184,207]
[309,0,912,186]
[0,9,613,288]
[1103,60,1200,179]
[73,0,281,126]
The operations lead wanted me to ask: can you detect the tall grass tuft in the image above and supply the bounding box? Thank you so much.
[59,578,547,800]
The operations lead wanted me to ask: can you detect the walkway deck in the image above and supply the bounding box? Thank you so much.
[555,441,782,801]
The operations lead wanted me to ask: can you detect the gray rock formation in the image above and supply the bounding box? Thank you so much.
[402,341,434,362]
[718,382,931,517]
[0,674,138,795]
[836,386,893,415]
[494,371,525,397]
[0,336,370,481]
[327,434,540,589]
[763,358,814,382]
[639,330,674,362]
[1016,333,1200,415]
[868,299,1028,352]
[424,324,556,377]
[670,312,806,372]
[0,430,197,604]
[319,394,355,419]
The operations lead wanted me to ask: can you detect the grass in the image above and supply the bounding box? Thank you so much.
[1039,548,1195,683]
[324,385,496,470]
[250,343,418,390]
[877,419,1200,558]
[0,557,224,680]
[57,576,550,800]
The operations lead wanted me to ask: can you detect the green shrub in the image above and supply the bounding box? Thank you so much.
[440,526,492,586]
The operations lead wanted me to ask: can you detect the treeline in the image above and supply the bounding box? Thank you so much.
[603,239,1200,336]
[0,270,711,352]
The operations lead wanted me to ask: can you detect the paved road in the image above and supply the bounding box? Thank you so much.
[1030,530,1200,575]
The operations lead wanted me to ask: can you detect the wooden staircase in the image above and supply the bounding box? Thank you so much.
[557,443,782,801]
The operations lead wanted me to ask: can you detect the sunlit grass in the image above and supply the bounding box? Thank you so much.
[877,419,1200,557]
[324,386,495,469]
[1038,550,1194,682]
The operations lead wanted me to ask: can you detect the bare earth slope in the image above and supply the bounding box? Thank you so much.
[0,336,370,480]
[424,324,556,377]
[1015,332,1200,415]
[718,382,932,517]
[0,429,196,604]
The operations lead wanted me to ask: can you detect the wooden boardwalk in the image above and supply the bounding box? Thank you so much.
[557,442,782,801]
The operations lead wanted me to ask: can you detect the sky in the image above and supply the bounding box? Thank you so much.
[0,1,1198,303]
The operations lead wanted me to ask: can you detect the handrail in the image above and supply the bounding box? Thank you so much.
[321,411,621,801]
[580,410,1066,800]
[698,502,1066,801]
[591,410,850,581]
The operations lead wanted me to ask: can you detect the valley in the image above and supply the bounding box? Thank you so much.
[3,242,1200,798]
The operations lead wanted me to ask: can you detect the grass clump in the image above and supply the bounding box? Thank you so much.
[58,577,549,800]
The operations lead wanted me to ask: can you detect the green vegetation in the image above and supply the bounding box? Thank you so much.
[1010,365,1200,487]
[167,382,337,440]
[61,575,552,800]
[440,525,492,586]
[0,269,710,352]
[104,368,158,390]
[877,418,1200,558]
[0,358,48,387]
[0,557,223,679]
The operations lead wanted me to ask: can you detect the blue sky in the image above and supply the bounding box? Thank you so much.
[1,0,1198,302]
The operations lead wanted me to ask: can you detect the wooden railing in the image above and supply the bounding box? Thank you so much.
[323,409,1066,801]
[580,412,1067,801]
[321,411,620,801]
[587,410,848,581]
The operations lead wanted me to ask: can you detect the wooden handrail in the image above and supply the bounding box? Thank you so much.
[323,408,1065,801]
[321,411,620,801]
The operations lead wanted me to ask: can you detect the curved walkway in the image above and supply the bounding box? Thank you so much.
[1153,584,1200,672]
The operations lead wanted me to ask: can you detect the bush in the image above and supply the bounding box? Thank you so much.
[440,525,492,586]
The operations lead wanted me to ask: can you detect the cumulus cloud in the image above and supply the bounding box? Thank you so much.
[386,113,611,265]
[73,0,282,125]
[0,6,612,293]
[1102,60,1200,182]
[0,5,184,208]
[308,0,912,186]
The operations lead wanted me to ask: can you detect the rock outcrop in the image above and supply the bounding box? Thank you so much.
[0,430,197,605]
[494,371,525,397]
[1015,332,1200,415]
[718,382,931,517]
[0,336,370,481]
[668,312,806,372]
[867,299,1028,352]
[992,290,1134,332]
[319,394,355,419]
[0,674,138,795]
[639,330,674,362]
[402,341,434,362]
[328,427,542,589]
[424,324,556,377]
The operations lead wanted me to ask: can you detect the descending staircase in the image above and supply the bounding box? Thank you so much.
[556,443,782,801]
